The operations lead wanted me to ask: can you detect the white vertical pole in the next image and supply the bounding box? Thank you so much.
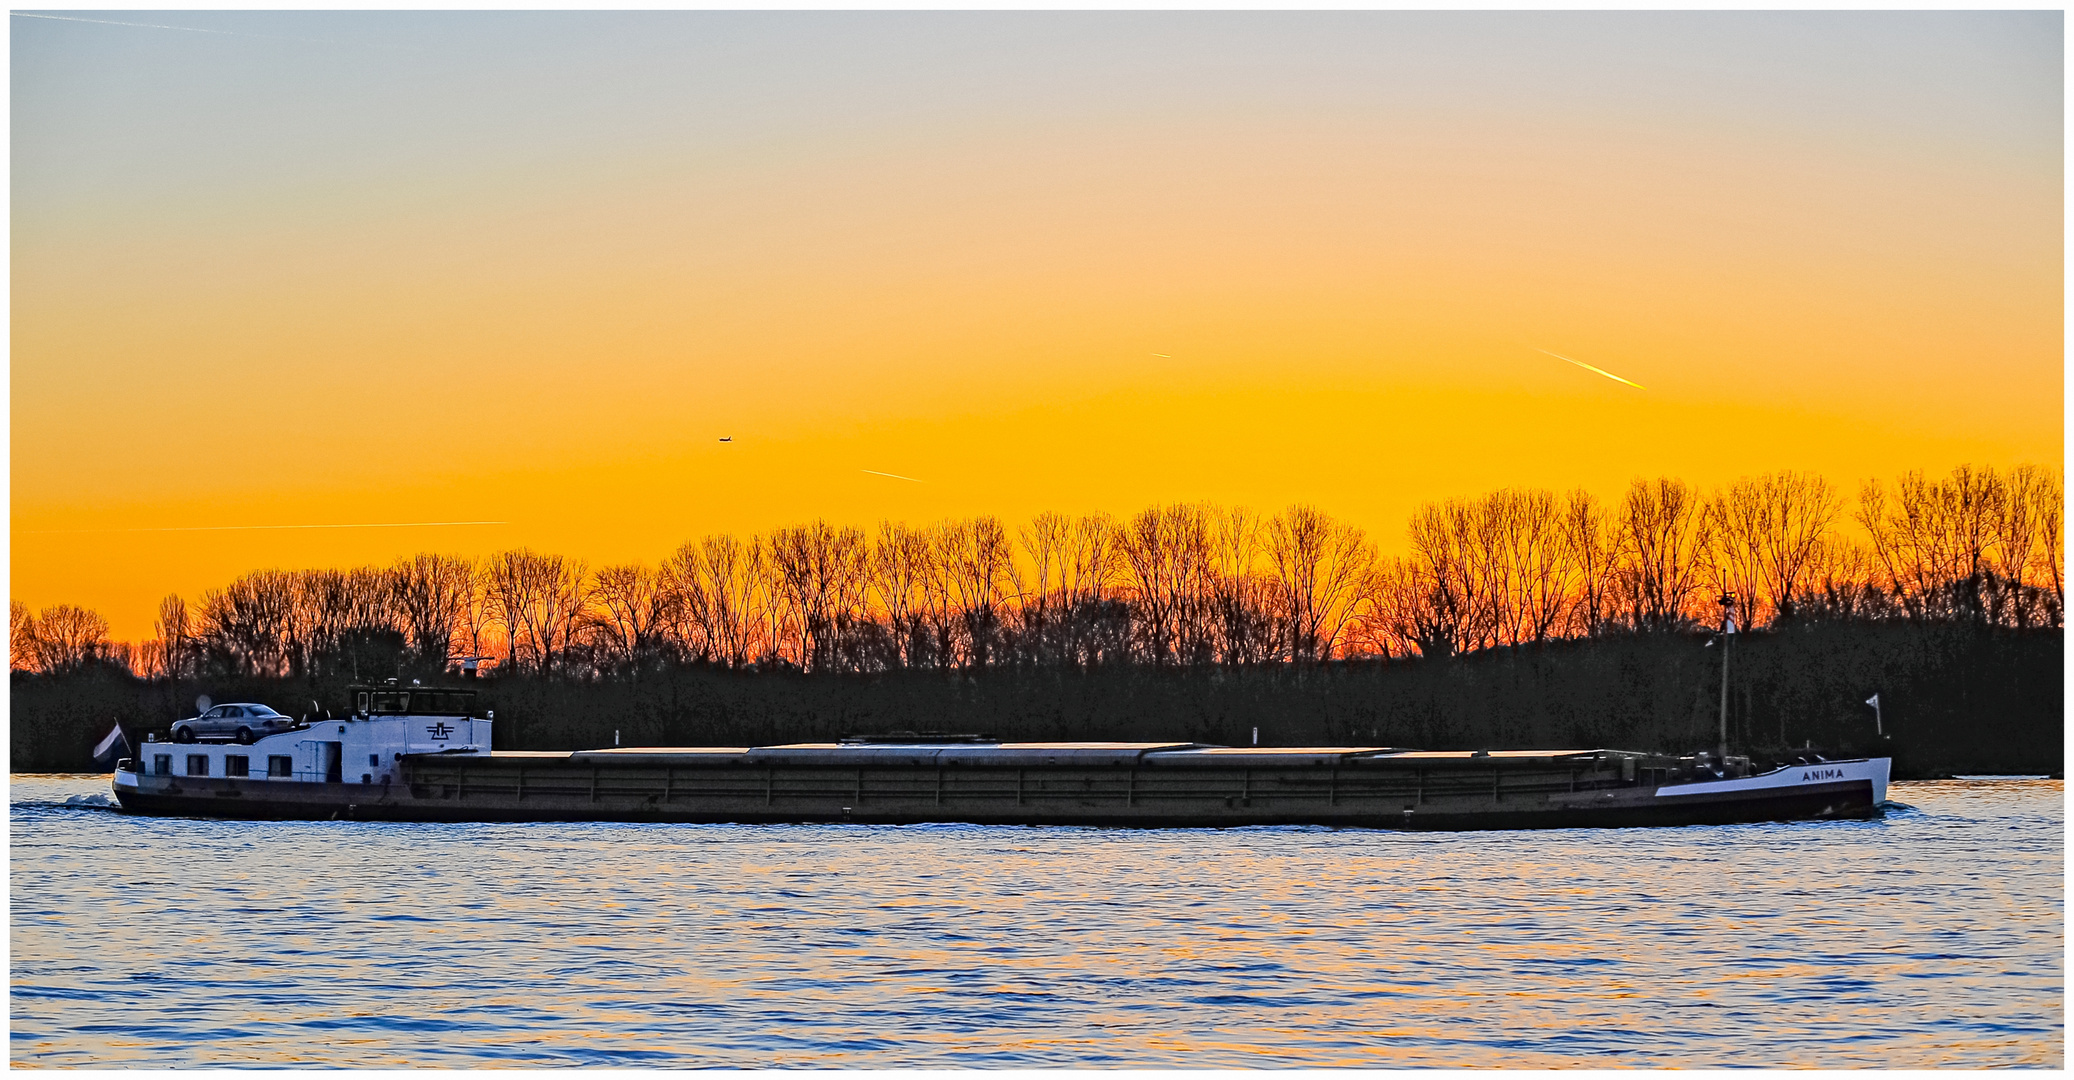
[1718,594,1733,764]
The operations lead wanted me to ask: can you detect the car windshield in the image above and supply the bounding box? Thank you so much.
[245,705,282,717]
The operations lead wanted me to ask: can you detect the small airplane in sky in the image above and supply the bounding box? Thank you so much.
[718,437,732,443]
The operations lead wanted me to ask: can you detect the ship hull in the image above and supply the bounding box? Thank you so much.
[111,754,1887,830]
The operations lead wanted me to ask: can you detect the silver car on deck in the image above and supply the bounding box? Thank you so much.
[171,703,297,744]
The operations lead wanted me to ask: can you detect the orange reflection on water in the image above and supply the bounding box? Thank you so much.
[7,779,2063,1067]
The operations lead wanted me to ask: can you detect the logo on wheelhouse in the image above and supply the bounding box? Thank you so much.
[428,721,455,741]
[1801,767,1844,781]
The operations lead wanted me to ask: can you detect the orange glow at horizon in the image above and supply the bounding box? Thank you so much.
[11,13,2061,641]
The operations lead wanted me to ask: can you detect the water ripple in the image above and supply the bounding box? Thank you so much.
[9,775,2062,1067]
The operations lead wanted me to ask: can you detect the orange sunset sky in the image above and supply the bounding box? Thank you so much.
[12,11,2064,642]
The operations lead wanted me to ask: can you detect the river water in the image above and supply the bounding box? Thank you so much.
[9,774,2061,1067]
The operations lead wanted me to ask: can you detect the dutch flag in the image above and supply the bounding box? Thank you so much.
[92,722,129,770]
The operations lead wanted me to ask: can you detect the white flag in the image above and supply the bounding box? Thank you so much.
[1865,693,1880,709]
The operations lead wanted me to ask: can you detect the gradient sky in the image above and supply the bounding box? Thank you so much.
[12,11,2064,641]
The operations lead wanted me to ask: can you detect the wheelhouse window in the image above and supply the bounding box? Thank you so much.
[268,756,293,778]
[187,755,209,776]
[355,686,476,716]
[225,755,250,777]
[153,754,172,776]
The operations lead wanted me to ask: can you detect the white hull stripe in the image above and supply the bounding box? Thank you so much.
[1655,757,1890,807]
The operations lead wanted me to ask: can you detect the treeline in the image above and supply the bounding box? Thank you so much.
[10,463,2061,682]
[12,618,2059,777]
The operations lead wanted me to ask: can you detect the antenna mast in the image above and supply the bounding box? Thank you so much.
[1717,591,1735,764]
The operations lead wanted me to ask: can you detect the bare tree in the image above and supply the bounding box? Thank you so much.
[1012,512,1124,669]
[197,570,298,677]
[1267,505,1374,662]
[939,516,1020,669]
[1406,500,1481,655]
[1116,504,1215,666]
[588,563,668,671]
[1707,481,1771,632]
[870,521,934,669]
[2038,469,2064,624]
[11,601,36,671]
[1755,472,1842,625]
[1209,505,1275,665]
[536,556,592,676]
[767,521,870,672]
[131,639,168,679]
[1983,463,2064,629]
[155,594,192,681]
[664,535,770,669]
[1708,472,1841,630]
[1490,489,1570,645]
[1360,555,1460,659]
[1561,489,1616,638]
[28,604,112,673]
[482,550,590,675]
[1795,535,1891,621]
[1860,465,2008,623]
[1018,511,1071,665]
[1614,477,1712,630]
[393,554,475,666]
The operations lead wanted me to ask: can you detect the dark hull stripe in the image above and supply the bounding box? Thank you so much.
[112,777,1878,830]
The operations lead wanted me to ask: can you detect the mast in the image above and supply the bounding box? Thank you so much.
[1717,591,1735,764]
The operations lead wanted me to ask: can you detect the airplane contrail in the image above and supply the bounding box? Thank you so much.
[10,13,417,50]
[13,12,254,35]
[1537,348,1646,390]
[23,520,507,535]
[861,469,923,483]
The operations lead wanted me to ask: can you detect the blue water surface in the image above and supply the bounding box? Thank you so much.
[9,775,2062,1067]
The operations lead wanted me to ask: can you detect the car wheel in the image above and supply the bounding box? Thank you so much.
[174,726,196,743]
[236,727,255,745]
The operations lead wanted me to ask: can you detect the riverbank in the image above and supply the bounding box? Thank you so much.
[11,621,2060,779]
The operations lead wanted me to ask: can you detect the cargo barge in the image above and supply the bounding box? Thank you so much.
[110,684,1888,829]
